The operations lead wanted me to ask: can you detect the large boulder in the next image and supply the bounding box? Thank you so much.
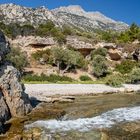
[0,31,32,133]
[108,49,122,61]
[0,65,32,117]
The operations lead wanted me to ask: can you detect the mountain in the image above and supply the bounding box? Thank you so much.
[0,3,128,31]
[52,5,128,31]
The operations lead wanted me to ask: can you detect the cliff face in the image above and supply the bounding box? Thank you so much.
[0,30,32,133]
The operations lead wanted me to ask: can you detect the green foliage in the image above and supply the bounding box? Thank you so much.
[117,23,140,43]
[62,25,73,35]
[52,47,86,72]
[117,32,130,43]
[105,73,124,87]
[115,60,138,74]
[80,75,92,81]
[21,24,35,36]
[23,73,73,83]
[31,49,51,63]
[36,21,66,44]
[128,68,140,84]
[91,47,107,59]
[6,47,28,71]
[36,21,55,36]
[92,55,108,78]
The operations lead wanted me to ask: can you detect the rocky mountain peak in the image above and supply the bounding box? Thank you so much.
[54,5,85,14]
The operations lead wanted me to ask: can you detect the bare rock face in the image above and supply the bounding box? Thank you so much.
[0,30,32,133]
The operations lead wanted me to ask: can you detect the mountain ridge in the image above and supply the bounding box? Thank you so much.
[0,3,128,31]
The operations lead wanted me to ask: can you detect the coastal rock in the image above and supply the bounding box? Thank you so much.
[0,64,32,117]
[0,30,32,133]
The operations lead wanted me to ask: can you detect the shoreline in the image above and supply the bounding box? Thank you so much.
[25,84,140,102]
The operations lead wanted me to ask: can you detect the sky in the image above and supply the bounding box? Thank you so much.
[0,0,139,25]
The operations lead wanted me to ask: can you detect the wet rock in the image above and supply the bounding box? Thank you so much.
[33,96,75,103]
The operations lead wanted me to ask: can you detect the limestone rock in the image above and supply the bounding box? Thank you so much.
[0,30,32,133]
[0,91,11,122]
[11,36,55,57]
[0,64,32,117]
[94,42,116,49]
[108,49,122,61]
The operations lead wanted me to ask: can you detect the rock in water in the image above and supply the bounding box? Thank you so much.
[0,30,32,133]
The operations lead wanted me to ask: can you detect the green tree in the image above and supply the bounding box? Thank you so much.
[92,55,108,78]
[52,47,86,73]
[115,60,138,74]
[128,68,140,84]
[6,47,28,71]
[91,47,107,59]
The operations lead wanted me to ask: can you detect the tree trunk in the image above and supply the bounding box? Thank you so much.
[61,65,70,75]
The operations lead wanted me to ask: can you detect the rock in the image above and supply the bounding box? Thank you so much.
[31,96,75,103]
[95,42,116,49]
[132,48,140,61]
[0,31,32,134]
[0,30,10,61]
[108,49,122,61]
[0,65,32,117]
[11,36,55,57]
[0,91,11,122]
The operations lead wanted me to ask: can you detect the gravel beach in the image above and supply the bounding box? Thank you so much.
[25,84,140,100]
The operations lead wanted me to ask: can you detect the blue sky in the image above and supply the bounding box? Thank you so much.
[0,0,139,25]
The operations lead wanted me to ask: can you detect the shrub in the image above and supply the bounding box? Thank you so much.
[91,47,107,60]
[92,55,108,78]
[115,60,138,74]
[80,75,92,81]
[6,47,28,71]
[128,68,140,84]
[22,74,73,83]
[31,49,51,64]
[105,73,125,87]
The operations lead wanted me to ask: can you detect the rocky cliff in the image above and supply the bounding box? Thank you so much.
[0,30,32,133]
[0,3,128,31]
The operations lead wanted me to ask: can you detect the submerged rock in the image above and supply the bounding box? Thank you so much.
[0,30,32,133]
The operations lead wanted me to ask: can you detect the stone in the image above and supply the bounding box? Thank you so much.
[0,30,32,134]
[94,42,116,49]
[108,49,122,61]
[0,65,32,117]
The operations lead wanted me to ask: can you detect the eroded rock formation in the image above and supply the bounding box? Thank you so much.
[0,30,32,133]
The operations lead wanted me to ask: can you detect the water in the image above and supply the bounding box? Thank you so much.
[25,106,140,133]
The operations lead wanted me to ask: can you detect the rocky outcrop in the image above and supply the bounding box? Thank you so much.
[0,30,32,133]
[10,36,55,57]
[108,49,122,61]
[94,42,116,49]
